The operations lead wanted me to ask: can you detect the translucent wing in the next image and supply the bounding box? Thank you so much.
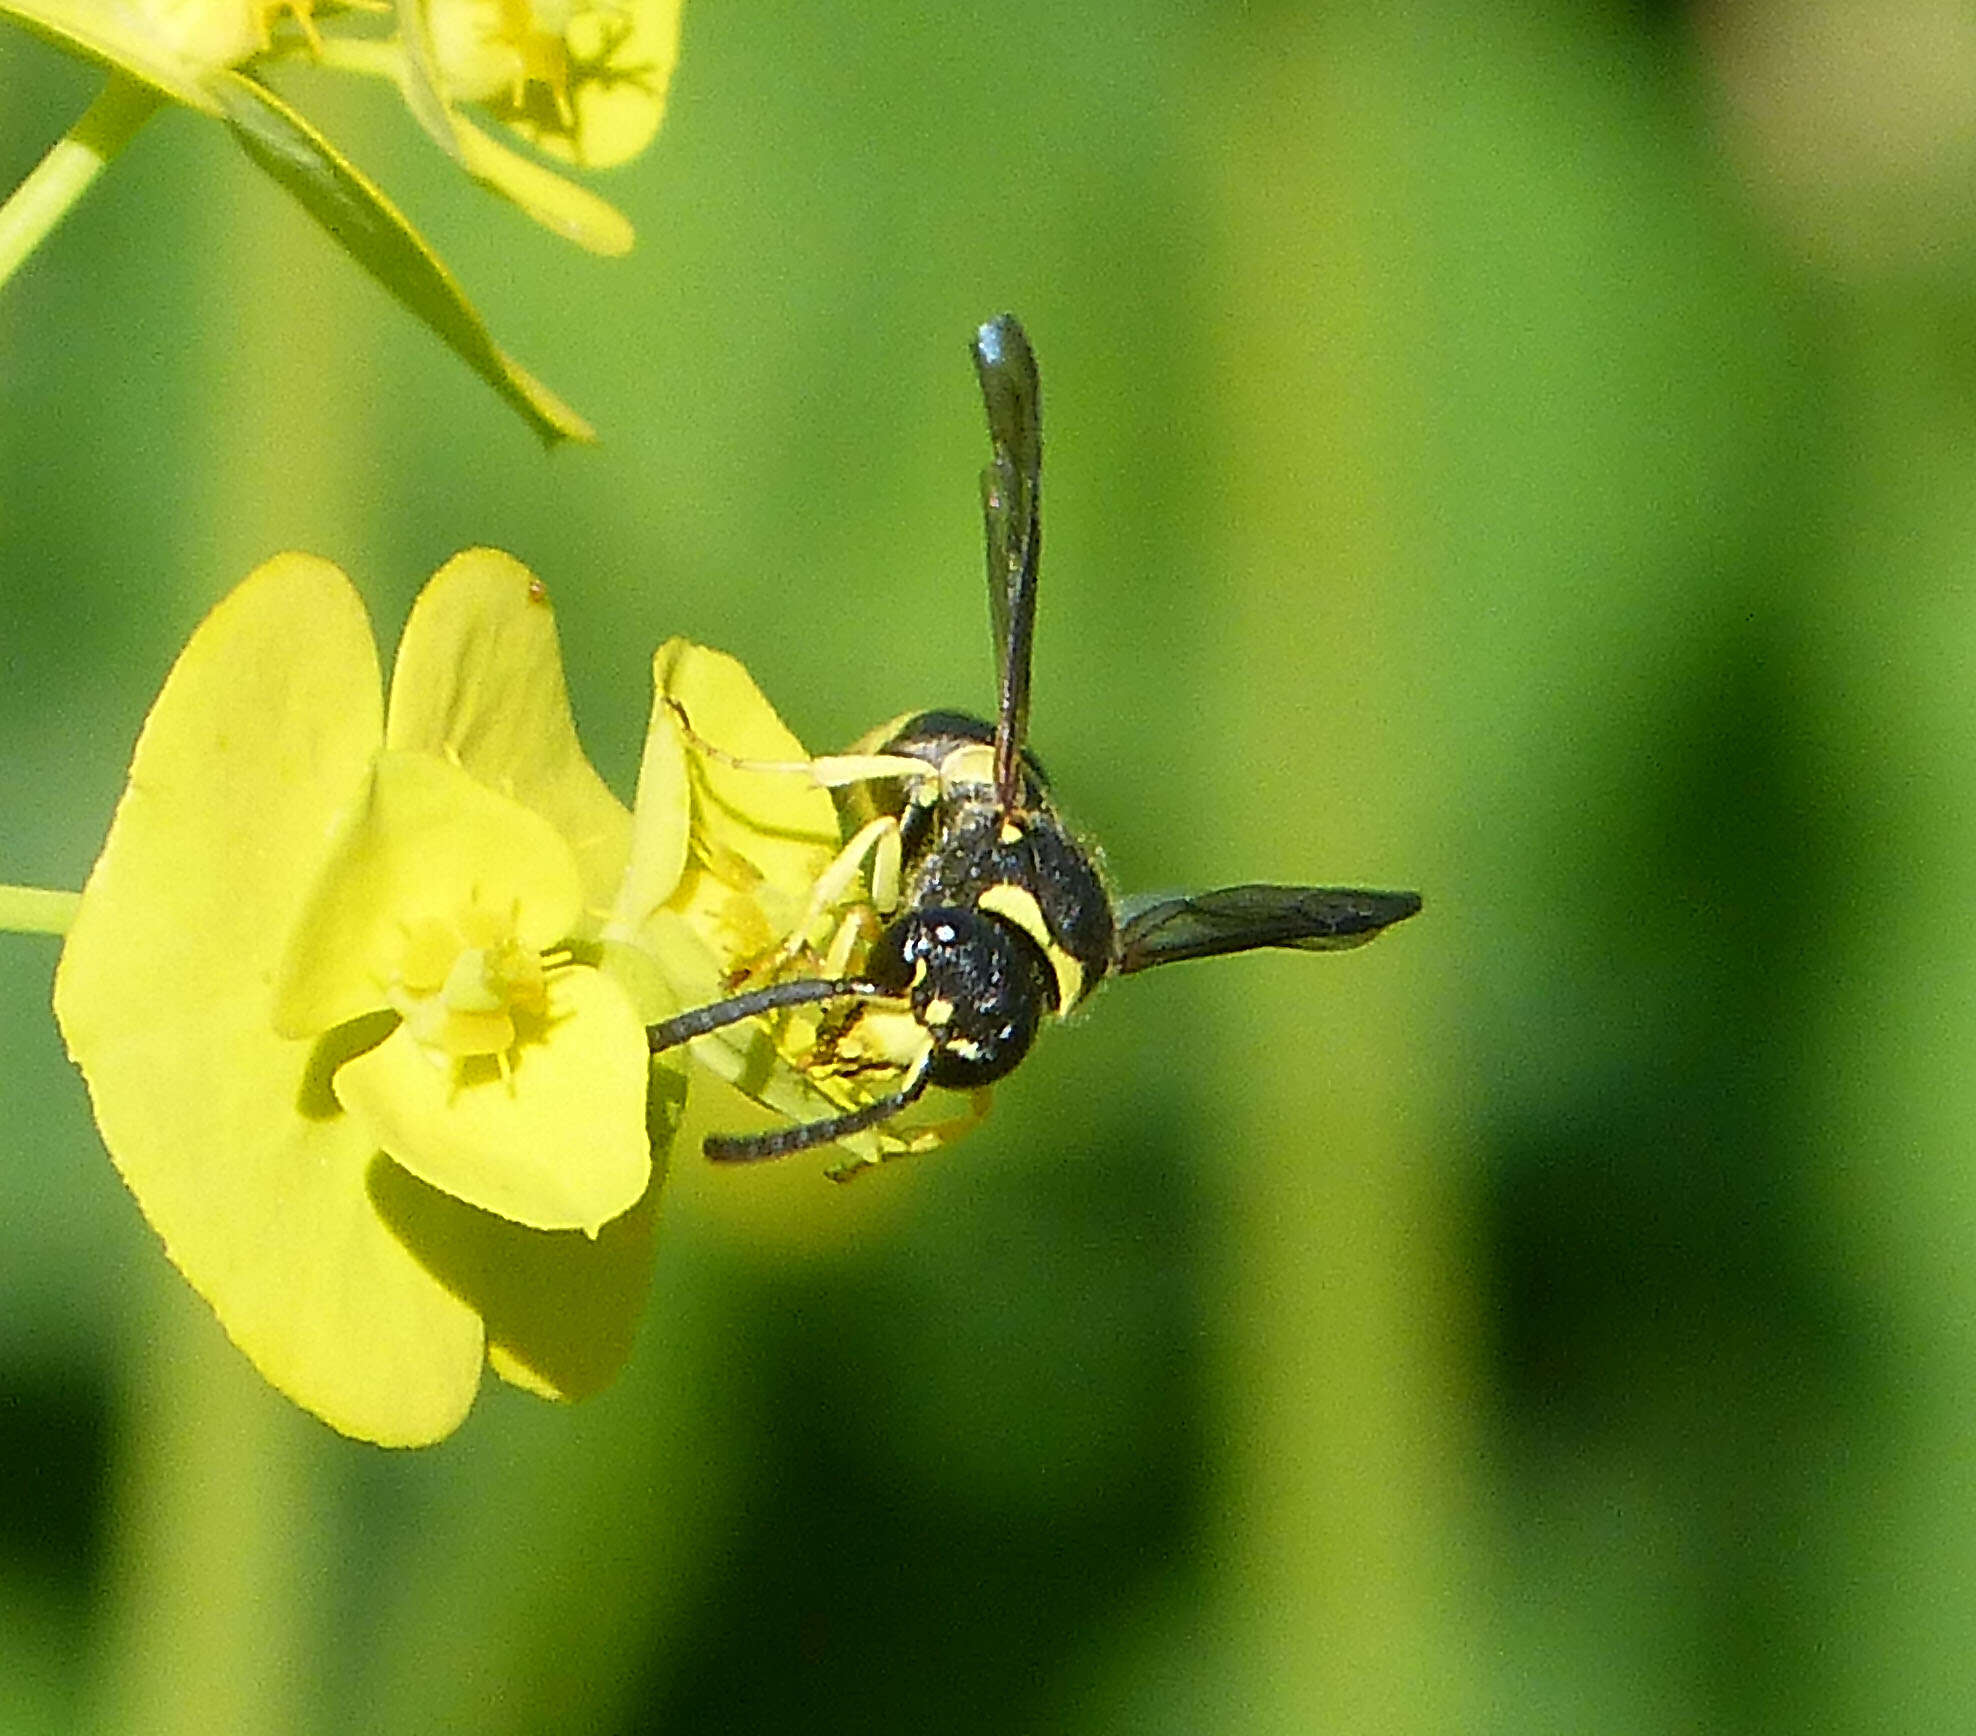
[971,314,1042,809]
[1112,884,1422,976]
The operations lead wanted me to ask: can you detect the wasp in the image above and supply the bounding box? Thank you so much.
[645,315,1421,1171]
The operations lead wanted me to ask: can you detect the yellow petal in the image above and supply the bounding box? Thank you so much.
[612,641,928,1168]
[0,0,226,107]
[644,640,842,1047]
[658,636,842,924]
[334,965,651,1234]
[615,644,995,1172]
[636,905,881,1147]
[53,554,485,1445]
[273,749,585,1039]
[606,646,693,944]
[409,0,680,172]
[518,0,682,170]
[449,104,636,256]
[369,1063,680,1401]
[385,549,631,926]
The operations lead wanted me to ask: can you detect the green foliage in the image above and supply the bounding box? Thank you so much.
[5,1,1974,1732]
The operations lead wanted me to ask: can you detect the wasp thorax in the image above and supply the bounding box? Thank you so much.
[865,906,1053,1088]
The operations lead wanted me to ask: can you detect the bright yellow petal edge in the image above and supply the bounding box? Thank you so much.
[53,552,669,1444]
[51,554,484,1446]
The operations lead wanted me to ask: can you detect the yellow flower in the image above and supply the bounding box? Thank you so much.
[53,549,666,1444]
[419,0,677,170]
[607,642,985,1178]
[116,0,270,71]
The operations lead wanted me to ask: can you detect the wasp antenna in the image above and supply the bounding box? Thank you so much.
[646,976,888,1054]
[704,1052,937,1164]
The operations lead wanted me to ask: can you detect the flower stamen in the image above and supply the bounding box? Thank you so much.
[388,899,552,1082]
[253,0,322,55]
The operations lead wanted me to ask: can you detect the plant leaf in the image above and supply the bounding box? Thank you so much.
[210,68,595,444]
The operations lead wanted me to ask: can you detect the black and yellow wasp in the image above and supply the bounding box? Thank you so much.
[646,315,1420,1167]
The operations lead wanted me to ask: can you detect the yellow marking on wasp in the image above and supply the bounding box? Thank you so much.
[923,997,955,1027]
[939,742,997,793]
[835,1008,930,1070]
[976,882,1085,1013]
[998,820,1024,845]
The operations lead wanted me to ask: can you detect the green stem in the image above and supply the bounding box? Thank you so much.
[0,70,163,293]
[0,884,81,935]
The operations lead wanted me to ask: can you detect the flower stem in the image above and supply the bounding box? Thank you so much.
[0,884,82,935]
[0,71,164,294]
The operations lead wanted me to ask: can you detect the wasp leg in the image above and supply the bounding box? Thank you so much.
[822,1086,993,1182]
[741,813,902,983]
[819,898,881,980]
[869,818,903,913]
[704,1052,936,1164]
[665,699,932,793]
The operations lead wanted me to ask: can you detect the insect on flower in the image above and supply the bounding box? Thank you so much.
[646,315,1422,1173]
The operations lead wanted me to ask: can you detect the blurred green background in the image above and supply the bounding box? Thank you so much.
[8,0,1976,1729]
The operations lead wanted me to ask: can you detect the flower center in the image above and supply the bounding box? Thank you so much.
[429,0,583,115]
[388,900,551,1071]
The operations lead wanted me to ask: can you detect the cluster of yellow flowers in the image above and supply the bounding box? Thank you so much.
[0,0,981,1451]
[0,0,682,438]
[49,551,941,1444]
[3,1,937,1450]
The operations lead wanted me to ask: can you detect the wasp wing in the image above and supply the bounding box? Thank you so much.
[1113,884,1422,975]
[971,314,1042,810]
